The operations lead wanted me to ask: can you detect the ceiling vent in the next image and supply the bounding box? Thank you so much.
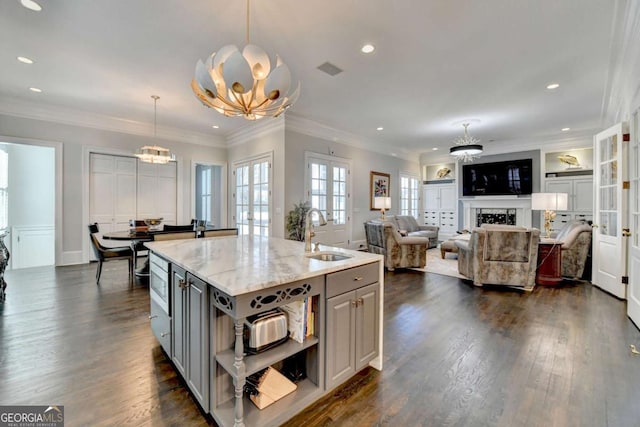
[317,62,343,76]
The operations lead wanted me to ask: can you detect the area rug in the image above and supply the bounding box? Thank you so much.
[412,248,464,279]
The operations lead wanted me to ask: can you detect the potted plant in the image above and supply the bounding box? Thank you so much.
[285,201,310,241]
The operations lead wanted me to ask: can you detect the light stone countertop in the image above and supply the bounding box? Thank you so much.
[146,235,383,297]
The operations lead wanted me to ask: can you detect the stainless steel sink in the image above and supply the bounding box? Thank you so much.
[306,252,353,262]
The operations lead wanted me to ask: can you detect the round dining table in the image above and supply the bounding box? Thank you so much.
[102,230,154,276]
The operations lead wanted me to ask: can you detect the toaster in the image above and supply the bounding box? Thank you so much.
[244,308,289,354]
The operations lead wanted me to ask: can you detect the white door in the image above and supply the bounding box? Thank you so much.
[628,108,640,325]
[137,160,177,225]
[306,154,351,247]
[233,156,271,237]
[89,153,136,249]
[593,122,628,298]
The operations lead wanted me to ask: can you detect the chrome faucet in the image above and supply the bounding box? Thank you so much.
[304,208,327,252]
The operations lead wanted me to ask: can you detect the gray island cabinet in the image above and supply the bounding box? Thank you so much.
[146,235,384,427]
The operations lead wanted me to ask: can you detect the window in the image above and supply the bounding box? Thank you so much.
[0,149,7,230]
[233,155,271,237]
[306,153,351,247]
[400,174,420,218]
[197,165,212,223]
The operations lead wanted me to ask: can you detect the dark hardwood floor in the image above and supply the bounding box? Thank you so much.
[2,261,640,426]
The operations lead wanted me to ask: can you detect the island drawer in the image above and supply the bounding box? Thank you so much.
[150,299,171,355]
[326,262,379,298]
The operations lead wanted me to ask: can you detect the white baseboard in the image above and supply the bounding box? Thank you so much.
[61,250,84,266]
[351,239,367,250]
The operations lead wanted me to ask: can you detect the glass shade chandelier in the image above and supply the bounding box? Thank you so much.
[450,123,483,162]
[135,95,175,164]
[191,0,300,120]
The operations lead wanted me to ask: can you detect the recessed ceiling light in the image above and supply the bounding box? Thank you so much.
[29,87,42,93]
[546,83,560,90]
[361,44,375,54]
[17,56,34,64]
[212,125,219,129]
[20,0,42,11]
[432,147,438,151]
[390,153,397,157]
[562,127,570,131]
[376,127,383,131]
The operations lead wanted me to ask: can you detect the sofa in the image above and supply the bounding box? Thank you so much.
[387,215,439,248]
[455,225,540,291]
[554,220,592,279]
[364,219,430,270]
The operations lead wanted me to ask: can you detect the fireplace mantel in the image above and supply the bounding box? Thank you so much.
[461,196,532,229]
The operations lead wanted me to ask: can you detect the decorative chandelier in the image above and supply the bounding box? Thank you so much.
[191,0,300,120]
[450,123,483,162]
[135,95,175,164]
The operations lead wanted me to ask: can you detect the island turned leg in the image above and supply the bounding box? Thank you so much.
[233,319,246,427]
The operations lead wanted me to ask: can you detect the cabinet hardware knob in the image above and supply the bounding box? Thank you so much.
[351,300,358,307]
[354,276,363,281]
[358,298,364,306]
[148,315,157,320]
[160,332,170,337]
[591,224,599,228]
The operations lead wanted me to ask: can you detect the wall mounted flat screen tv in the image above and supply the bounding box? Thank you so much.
[462,159,533,196]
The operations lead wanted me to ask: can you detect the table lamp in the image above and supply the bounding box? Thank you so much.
[531,193,568,238]
[374,196,391,220]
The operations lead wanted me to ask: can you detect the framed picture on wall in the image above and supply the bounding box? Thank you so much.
[370,171,390,210]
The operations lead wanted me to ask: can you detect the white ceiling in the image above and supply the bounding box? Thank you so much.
[0,0,624,159]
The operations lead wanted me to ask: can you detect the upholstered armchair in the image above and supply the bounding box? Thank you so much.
[555,220,592,279]
[364,220,430,270]
[387,215,439,248]
[455,225,540,291]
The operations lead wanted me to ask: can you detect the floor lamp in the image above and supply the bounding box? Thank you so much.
[531,193,568,238]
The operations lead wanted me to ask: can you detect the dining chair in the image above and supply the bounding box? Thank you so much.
[129,219,149,269]
[153,231,197,241]
[88,223,134,284]
[202,229,239,238]
[162,224,195,232]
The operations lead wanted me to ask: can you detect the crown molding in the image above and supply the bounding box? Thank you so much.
[0,95,227,148]
[284,114,416,161]
[225,115,285,146]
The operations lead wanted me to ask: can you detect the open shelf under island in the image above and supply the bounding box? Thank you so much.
[145,235,384,427]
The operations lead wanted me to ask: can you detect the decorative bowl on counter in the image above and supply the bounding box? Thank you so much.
[144,218,163,230]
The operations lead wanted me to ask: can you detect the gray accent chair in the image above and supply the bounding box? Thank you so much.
[386,215,439,248]
[364,220,430,270]
[455,225,540,291]
[555,220,592,279]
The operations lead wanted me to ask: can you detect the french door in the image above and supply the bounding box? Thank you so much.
[628,108,640,325]
[233,155,271,237]
[306,153,351,247]
[593,122,628,298]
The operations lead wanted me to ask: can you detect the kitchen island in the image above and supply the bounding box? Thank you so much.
[145,235,384,427]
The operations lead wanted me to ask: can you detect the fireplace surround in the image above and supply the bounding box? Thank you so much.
[461,197,532,230]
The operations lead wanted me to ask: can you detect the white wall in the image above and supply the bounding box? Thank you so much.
[7,143,55,227]
[284,129,420,244]
[0,113,227,265]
